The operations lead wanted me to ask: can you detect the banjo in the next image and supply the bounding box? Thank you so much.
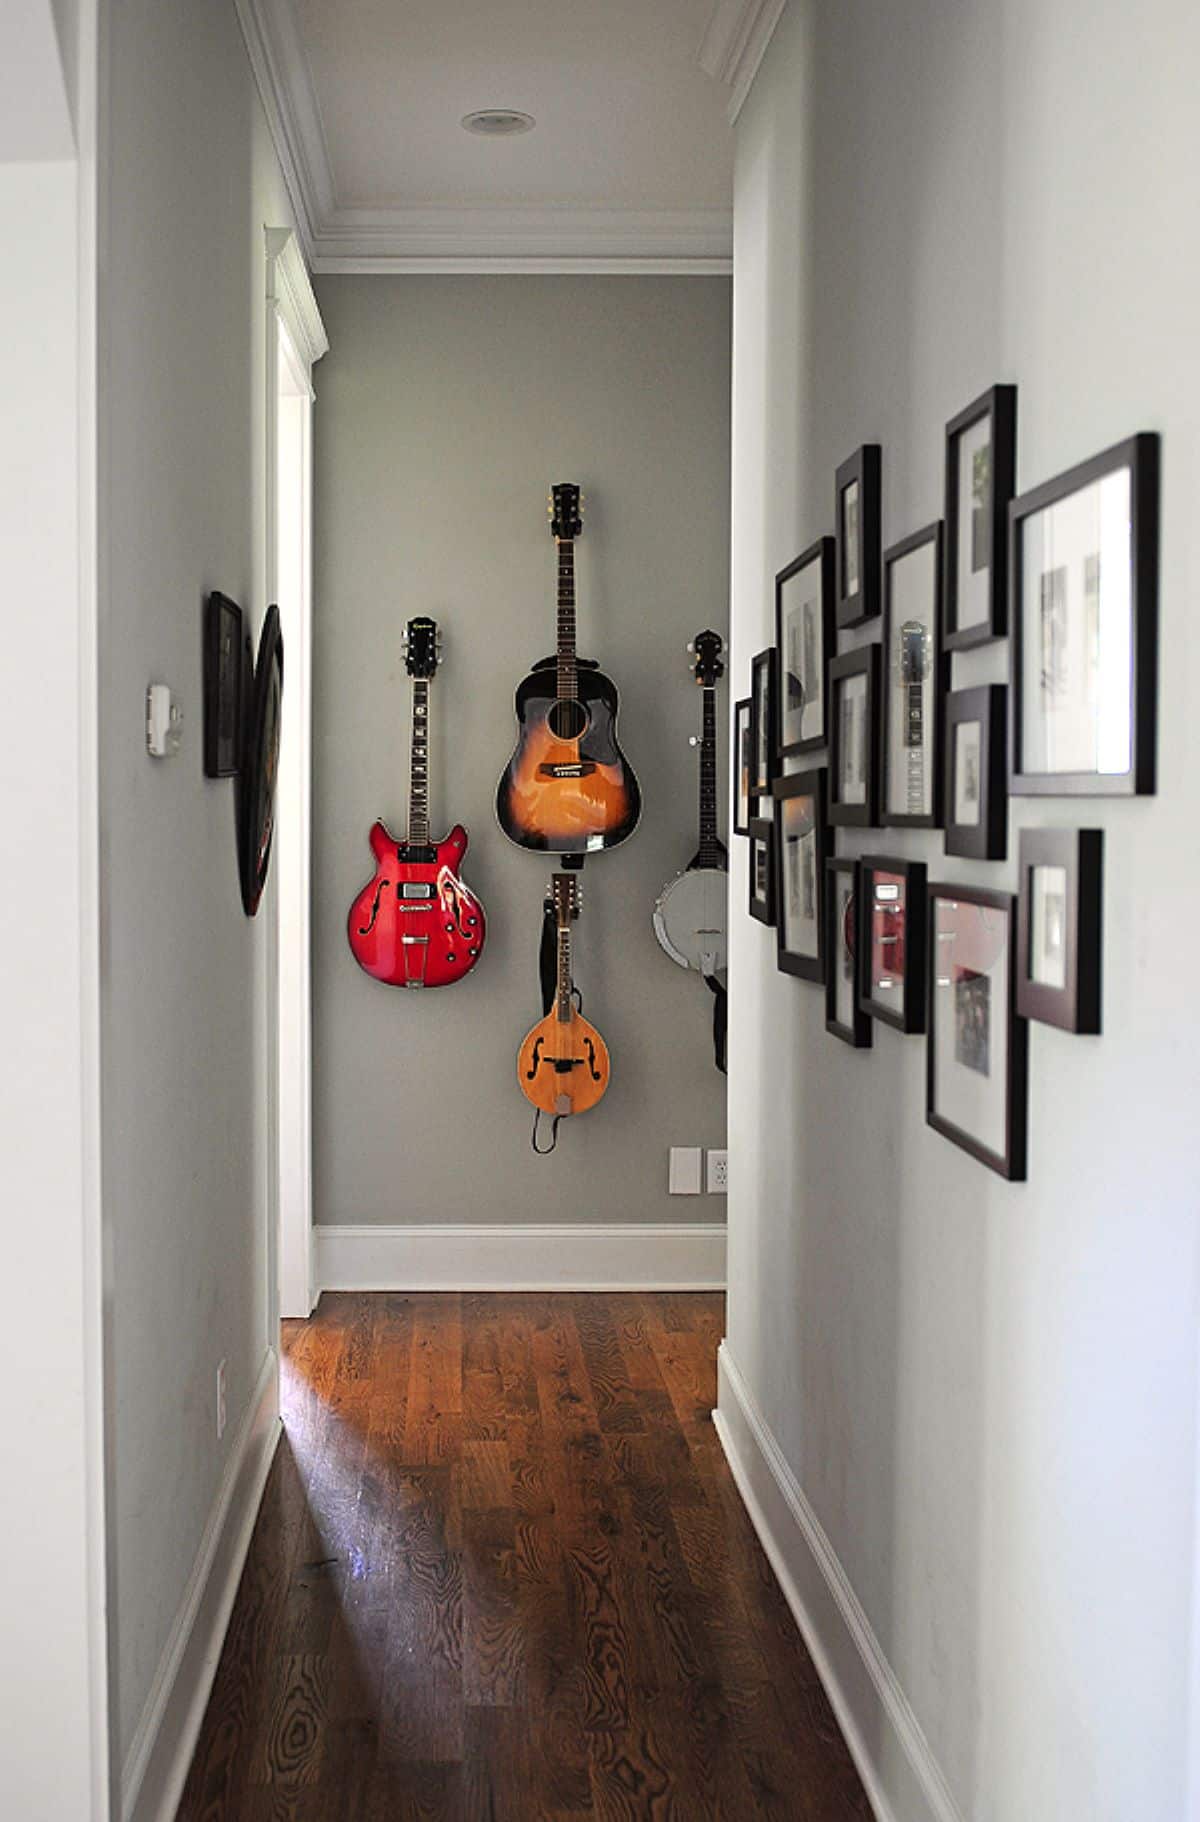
[653,629,728,978]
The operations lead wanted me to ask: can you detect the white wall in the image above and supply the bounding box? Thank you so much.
[99,0,294,1780]
[724,3,1200,1819]
[309,275,730,1240]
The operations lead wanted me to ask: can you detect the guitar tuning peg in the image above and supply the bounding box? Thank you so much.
[688,735,700,746]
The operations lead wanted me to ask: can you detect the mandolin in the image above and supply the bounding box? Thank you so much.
[517,871,610,1117]
[346,616,486,988]
[652,629,728,976]
[496,483,641,854]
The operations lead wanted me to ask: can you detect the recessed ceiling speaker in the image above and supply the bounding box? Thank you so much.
[461,109,536,136]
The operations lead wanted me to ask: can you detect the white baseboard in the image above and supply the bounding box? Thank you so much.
[714,1343,963,1822]
[122,1349,281,1822]
[314,1222,727,1292]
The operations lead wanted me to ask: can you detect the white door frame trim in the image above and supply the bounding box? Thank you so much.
[265,226,326,1319]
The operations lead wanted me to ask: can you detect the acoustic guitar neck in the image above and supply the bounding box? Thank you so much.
[556,536,578,704]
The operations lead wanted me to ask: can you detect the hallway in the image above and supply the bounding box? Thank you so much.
[177,1294,870,1818]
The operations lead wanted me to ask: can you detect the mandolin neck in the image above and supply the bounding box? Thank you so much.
[556,914,574,1022]
[408,676,430,847]
[556,537,578,702]
[697,684,720,866]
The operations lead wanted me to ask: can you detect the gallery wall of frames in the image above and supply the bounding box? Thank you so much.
[734,387,1157,1180]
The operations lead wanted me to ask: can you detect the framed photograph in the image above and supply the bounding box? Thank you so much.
[203,590,244,777]
[944,384,1017,649]
[882,522,945,827]
[829,644,880,827]
[825,858,871,1047]
[944,685,1007,860]
[748,817,776,925]
[926,884,1028,1179]
[1016,828,1103,1033]
[749,647,777,811]
[776,537,835,755]
[772,769,828,982]
[835,445,882,628]
[734,697,753,835]
[858,855,927,1034]
[1010,432,1159,796]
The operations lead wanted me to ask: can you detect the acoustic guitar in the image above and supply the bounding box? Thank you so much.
[652,630,728,977]
[517,872,610,1117]
[346,617,486,988]
[496,483,641,854]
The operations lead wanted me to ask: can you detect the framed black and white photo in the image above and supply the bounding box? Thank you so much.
[926,884,1028,1179]
[825,858,871,1047]
[944,385,1017,649]
[748,817,776,925]
[772,769,828,982]
[944,684,1007,860]
[829,644,880,827]
[203,590,244,778]
[1016,828,1103,1033]
[734,696,753,835]
[750,647,777,812]
[1010,433,1159,796]
[776,537,835,755]
[858,855,927,1033]
[882,522,945,827]
[835,445,882,628]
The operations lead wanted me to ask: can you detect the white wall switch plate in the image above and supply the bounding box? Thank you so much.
[216,1359,227,1439]
[706,1149,728,1193]
[669,1146,703,1194]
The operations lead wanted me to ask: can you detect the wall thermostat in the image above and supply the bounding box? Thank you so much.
[146,683,183,758]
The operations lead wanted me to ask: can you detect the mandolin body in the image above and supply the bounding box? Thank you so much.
[517,1005,610,1117]
[347,818,486,988]
[496,659,641,854]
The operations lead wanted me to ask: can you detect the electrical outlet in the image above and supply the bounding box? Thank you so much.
[216,1359,227,1440]
[668,1146,702,1194]
[707,1149,728,1193]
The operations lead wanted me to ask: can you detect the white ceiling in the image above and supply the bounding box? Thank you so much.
[235,0,787,270]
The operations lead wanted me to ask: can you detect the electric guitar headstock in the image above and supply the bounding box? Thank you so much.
[548,482,584,542]
[551,870,581,925]
[402,615,442,679]
[688,628,724,687]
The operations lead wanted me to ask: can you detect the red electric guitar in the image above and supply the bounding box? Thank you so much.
[347,617,486,988]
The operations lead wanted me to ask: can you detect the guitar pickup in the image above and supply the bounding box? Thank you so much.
[538,761,596,779]
[400,882,435,899]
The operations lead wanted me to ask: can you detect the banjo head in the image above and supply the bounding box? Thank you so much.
[653,866,728,975]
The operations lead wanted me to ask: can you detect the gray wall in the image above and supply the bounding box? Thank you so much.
[101,0,292,1771]
[726,2,1200,1819]
[311,276,730,1229]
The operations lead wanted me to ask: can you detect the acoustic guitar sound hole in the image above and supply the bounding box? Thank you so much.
[548,698,589,740]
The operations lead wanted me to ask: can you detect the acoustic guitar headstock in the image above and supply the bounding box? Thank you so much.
[551,871,580,924]
[402,616,442,679]
[688,628,724,687]
[548,483,584,542]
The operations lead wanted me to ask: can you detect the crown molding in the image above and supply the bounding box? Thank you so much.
[698,0,788,123]
[234,0,732,273]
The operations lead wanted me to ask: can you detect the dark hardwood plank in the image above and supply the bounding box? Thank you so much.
[177,1291,870,1822]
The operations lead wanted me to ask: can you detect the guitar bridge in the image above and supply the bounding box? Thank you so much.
[538,761,597,779]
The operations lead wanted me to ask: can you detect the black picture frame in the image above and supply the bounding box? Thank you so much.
[775,537,835,757]
[825,858,872,1047]
[944,684,1008,860]
[858,855,927,1034]
[1016,828,1103,1033]
[772,768,828,982]
[926,883,1028,1180]
[835,445,882,628]
[748,817,776,925]
[203,590,244,778]
[944,384,1017,649]
[1009,432,1159,797]
[238,604,284,918]
[829,644,880,827]
[882,521,946,829]
[749,647,777,811]
[734,696,753,835]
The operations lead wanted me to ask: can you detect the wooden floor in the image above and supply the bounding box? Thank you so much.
[177,1293,870,1820]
